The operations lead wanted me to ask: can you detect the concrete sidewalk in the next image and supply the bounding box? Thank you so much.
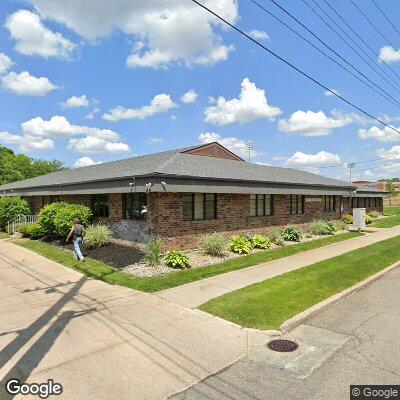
[157,226,400,308]
[0,241,270,400]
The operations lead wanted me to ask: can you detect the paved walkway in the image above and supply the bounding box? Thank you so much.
[158,226,400,308]
[171,264,400,400]
[0,241,270,400]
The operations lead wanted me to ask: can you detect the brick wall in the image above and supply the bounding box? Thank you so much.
[149,193,343,249]
[342,197,383,214]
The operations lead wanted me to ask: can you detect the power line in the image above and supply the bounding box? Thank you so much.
[301,0,400,97]
[320,0,400,86]
[190,0,400,136]
[308,0,400,91]
[352,159,400,173]
[370,0,400,40]
[248,0,400,109]
[263,0,400,108]
[318,152,400,169]
[350,0,398,50]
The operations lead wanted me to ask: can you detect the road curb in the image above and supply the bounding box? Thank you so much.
[280,261,400,333]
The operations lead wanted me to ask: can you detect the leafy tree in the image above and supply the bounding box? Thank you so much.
[0,146,66,185]
[0,196,31,231]
[386,181,398,205]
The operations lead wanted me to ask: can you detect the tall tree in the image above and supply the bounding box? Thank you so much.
[0,146,66,185]
[385,181,398,206]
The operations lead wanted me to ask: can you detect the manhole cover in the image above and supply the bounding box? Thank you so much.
[267,339,299,352]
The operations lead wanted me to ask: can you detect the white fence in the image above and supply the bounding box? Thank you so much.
[7,215,37,234]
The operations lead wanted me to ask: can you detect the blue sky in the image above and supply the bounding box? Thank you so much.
[1,0,400,181]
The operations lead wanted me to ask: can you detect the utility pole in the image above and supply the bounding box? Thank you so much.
[347,163,355,183]
[246,142,254,162]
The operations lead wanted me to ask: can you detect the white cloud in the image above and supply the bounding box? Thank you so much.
[73,156,101,168]
[5,10,75,59]
[376,145,400,161]
[204,78,282,126]
[1,71,58,96]
[61,95,89,108]
[324,89,340,97]
[278,110,353,136]
[180,89,198,104]
[198,132,262,159]
[102,94,177,122]
[28,0,238,68]
[247,30,269,41]
[147,137,164,144]
[68,137,130,153]
[85,107,101,120]
[0,131,54,152]
[285,151,341,168]
[0,53,14,74]
[22,115,120,142]
[379,45,400,64]
[358,125,400,142]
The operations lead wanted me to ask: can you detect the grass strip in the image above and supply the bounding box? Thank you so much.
[200,235,400,330]
[13,232,361,292]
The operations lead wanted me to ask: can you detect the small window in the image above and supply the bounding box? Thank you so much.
[123,193,147,220]
[351,197,357,208]
[182,193,217,221]
[50,195,60,203]
[92,194,109,217]
[287,195,304,215]
[324,196,336,212]
[250,194,273,216]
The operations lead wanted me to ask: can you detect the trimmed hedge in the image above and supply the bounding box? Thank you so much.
[0,196,31,231]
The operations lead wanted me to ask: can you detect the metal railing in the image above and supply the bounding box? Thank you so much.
[7,215,37,234]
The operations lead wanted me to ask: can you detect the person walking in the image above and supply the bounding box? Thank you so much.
[67,218,85,261]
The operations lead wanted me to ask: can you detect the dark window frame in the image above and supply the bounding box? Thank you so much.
[182,193,217,221]
[123,192,148,220]
[91,194,109,218]
[324,196,336,213]
[250,194,274,217]
[287,195,304,215]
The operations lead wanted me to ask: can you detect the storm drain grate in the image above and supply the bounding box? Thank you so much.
[267,339,299,352]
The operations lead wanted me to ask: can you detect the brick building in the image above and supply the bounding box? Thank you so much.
[0,143,387,249]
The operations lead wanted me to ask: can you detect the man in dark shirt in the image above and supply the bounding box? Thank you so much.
[66,218,86,261]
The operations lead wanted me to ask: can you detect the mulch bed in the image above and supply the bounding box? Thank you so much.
[40,236,144,269]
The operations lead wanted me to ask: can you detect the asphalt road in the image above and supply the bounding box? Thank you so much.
[170,267,400,400]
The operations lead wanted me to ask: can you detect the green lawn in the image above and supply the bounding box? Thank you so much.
[13,232,361,292]
[369,206,400,228]
[200,235,400,330]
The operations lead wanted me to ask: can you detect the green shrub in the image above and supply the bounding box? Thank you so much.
[267,229,285,246]
[251,234,271,249]
[84,224,112,248]
[0,196,31,231]
[18,223,45,239]
[342,214,353,224]
[38,202,68,235]
[333,220,348,231]
[368,211,380,218]
[52,204,92,237]
[365,214,373,224]
[165,251,190,269]
[229,235,253,254]
[309,220,335,236]
[282,227,302,242]
[201,235,227,256]
[144,237,163,267]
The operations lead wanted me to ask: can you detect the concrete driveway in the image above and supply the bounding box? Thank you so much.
[0,241,270,400]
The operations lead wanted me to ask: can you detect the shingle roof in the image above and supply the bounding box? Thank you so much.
[355,186,389,194]
[0,143,355,191]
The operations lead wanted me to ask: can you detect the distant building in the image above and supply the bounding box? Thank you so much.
[353,181,387,191]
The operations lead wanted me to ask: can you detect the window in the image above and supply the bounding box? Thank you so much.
[351,197,357,208]
[287,195,304,215]
[123,193,147,220]
[357,197,365,208]
[250,194,273,216]
[182,193,217,221]
[92,194,109,217]
[324,196,336,212]
[50,195,60,203]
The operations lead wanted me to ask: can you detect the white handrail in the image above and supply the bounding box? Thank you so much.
[6,215,38,234]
